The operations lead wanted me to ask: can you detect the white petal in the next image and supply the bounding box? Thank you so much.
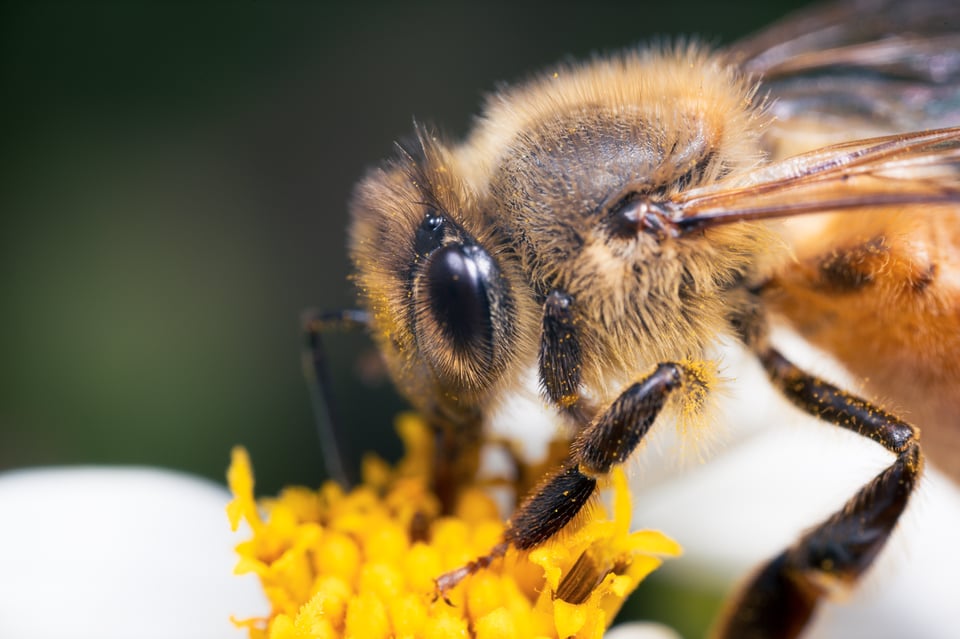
[0,467,268,639]
[605,621,683,639]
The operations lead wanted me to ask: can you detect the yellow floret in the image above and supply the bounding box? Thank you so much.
[227,413,680,638]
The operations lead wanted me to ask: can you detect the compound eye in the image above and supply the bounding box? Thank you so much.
[424,244,494,363]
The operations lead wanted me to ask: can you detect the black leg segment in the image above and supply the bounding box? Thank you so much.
[504,361,687,552]
[717,348,925,639]
[575,363,682,474]
[505,463,597,550]
[761,349,916,453]
[436,357,697,596]
[717,550,818,639]
[301,308,370,488]
[538,290,583,409]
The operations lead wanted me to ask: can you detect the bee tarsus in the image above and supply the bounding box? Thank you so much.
[434,541,508,602]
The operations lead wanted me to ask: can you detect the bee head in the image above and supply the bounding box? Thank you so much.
[349,130,539,422]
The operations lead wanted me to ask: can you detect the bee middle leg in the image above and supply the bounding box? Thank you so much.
[715,348,923,639]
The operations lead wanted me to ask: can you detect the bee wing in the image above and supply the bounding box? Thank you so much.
[732,0,960,76]
[672,127,960,232]
[728,0,960,156]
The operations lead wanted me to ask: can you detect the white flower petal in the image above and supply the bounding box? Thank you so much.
[604,621,683,639]
[0,467,267,639]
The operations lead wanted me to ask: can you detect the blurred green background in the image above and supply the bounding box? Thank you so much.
[2,1,806,634]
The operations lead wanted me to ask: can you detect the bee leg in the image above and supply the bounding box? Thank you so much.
[716,348,923,639]
[300,308,370,488]
[506,362,686,550]
[539,290,583,411]
[507,288,685,549]
[434,361,688,596]
[503,288,687,544]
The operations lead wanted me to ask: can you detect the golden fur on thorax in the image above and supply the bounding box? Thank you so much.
[458,45,765,186]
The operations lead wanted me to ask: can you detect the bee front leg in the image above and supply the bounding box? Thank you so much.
[716,348,923,639]
[505,361,684,550]
[435,360,688,597]
[509,289,687,549]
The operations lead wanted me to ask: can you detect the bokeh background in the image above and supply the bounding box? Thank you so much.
[3,1,809,635]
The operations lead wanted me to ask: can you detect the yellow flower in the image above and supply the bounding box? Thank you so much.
[228,413,681,639]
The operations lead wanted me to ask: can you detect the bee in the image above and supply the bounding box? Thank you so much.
[306,0,960,636]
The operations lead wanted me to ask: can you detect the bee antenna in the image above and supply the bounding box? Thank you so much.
[675,191,960,234]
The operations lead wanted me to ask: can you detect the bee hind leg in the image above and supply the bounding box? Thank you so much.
[715,348,923,639]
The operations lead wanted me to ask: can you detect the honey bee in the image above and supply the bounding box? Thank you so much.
[306,0,960,636]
